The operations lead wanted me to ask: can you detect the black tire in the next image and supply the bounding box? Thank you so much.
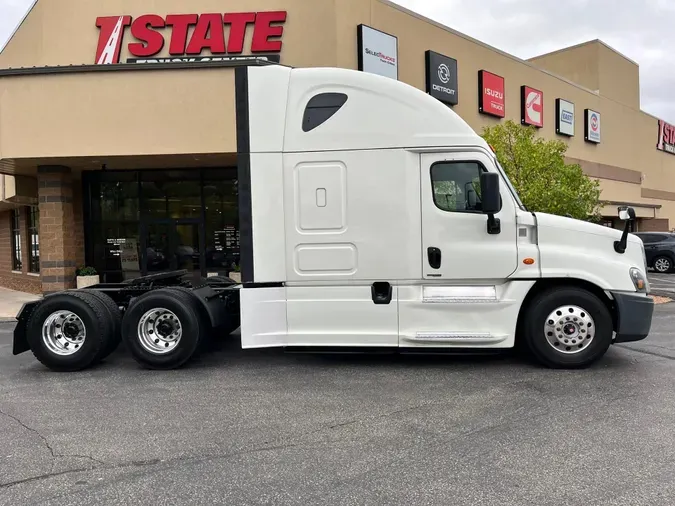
[26,291,112,371]
[171,286,239,337]
[80,289,122,360]
[653,256,673,273]
[121,288,207,370]
[522,287,613,369]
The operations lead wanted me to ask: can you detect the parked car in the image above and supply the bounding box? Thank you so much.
[634,232,675,273]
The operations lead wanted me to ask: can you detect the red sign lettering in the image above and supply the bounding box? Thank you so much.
[94,11,286,64]
[657,119,675,155]
[521,86,543,128]
[129,15,165,57]
[478,70,505,118]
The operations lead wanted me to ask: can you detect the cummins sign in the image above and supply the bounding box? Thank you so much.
[425,50,458,106]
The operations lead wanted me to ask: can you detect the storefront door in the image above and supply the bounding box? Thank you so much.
[141,219,204,277]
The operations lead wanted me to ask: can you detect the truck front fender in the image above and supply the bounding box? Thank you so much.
[13,300,40,355]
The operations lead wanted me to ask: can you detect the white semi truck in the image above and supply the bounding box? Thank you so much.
[12,64,653,371]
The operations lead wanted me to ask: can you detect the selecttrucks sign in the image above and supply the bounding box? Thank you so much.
[95,12,287,65]
[357,25,398,80]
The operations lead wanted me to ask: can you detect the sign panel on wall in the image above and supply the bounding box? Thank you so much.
[357,24,398,80]
[521,86,543,128]
[425,50,458,106]
[478,70,505,118]
[657,119,675,155]
[585,109,601,143]
[555,98,575,136]
[95,12,287,65]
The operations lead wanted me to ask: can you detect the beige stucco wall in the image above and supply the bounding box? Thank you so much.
[528,42,601,94]
[0,0,339,69]
[0,68,238,161]
[0,0,674,225]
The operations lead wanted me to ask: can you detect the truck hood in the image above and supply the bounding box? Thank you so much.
[534,212,645,292]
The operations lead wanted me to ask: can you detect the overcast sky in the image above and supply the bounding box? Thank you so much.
[1,0,673,121]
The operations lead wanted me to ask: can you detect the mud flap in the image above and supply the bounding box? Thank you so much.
[13,300,40,355]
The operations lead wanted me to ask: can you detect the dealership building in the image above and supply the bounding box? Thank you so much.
[1,0,675,294]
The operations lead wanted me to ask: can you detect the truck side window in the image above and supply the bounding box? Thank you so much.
[431,161,486,213]
[302,93,348,132]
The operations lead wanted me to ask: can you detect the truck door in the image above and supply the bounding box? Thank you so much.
[419,151,518,280]
[398,151,521,348]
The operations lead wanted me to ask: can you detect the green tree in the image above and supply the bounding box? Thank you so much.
[481,120,601,221]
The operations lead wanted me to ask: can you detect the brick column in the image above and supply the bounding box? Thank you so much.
[38,166,77,293]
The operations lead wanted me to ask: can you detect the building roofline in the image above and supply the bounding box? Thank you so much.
[378,0,664,120]
[378,0,601,93]
[527,38,639,67]
[0,0,39,54]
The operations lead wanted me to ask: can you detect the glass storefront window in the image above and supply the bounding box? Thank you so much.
[204,177,239,273]
[141,170,202,220]
[84,168,238,282]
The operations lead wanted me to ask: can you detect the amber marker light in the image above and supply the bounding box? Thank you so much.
[523,258,535,265]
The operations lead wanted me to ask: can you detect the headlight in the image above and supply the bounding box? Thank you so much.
[630,267,649,293]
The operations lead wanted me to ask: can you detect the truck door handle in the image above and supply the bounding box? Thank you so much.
[371,282,392,305]
[428,247,441,269]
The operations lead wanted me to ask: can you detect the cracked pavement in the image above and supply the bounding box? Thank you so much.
[1,304,675,505]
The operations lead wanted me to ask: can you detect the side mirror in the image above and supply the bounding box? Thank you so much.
[614,207,636,254]
[479,172,500,235]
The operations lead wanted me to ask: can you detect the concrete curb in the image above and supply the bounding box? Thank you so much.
[0,317,17,322]
[650,290,675,299]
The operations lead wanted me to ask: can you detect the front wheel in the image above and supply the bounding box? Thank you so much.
[653,256,673,273]
[522,287,613,369]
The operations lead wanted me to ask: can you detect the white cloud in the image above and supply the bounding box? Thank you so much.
[1,0,674,121]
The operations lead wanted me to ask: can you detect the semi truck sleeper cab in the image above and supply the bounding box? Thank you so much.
[12,64,654,371]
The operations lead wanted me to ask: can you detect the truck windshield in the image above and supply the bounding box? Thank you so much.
[494,159,526,211]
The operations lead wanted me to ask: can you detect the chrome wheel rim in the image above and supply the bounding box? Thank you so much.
[655,258,671,272]
[42,311,86,356]
[137,308,182,355]
[544,305,595,355]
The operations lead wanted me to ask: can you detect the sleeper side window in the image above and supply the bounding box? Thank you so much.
[302,93,348,132]
[431,161,487,213]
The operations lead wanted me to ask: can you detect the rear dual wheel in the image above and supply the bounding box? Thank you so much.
[26,290,121,372]
[121,288,208,370]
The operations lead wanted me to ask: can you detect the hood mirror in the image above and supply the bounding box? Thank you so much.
[619,207,636,222]
[614,207,636,254]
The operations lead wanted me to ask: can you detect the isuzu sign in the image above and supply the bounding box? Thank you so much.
[585,109,601,143]
[95,12,287,65]
[657,119,675,155]
[521,86,543,128]
[478,70,505,118]
[555,98,575,137]
[425,50,458,106]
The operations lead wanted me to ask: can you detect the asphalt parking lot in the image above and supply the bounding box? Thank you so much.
[1,303,675,506]
[648,271,675,297]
